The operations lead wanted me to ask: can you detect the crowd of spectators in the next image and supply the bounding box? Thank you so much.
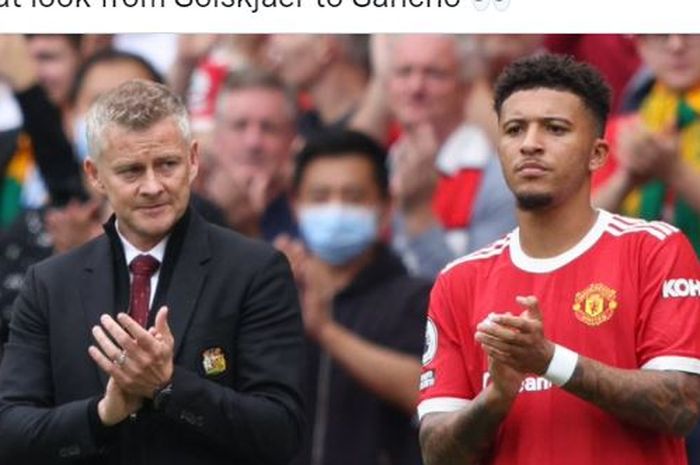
[0,33,698,465]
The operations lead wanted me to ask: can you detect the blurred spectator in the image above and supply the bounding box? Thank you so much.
[0,83,22,132]
[388,34,516,277]
[26,34,83,117]
[475,34,544,79]
[172,35,270,153]
[593,34,700,254]
[268,34,369,139]
[276,130,428,465]
[78,34,113,59]
[0,34,86,358]
[0,207,52,361]
[0,34,85,222]
[205,69,298,240]
[6,35,87,212]
[544,34,640,112]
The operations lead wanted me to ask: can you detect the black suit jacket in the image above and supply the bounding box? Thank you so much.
[0,210,305,465]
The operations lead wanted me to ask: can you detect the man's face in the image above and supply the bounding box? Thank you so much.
[28,35,81,106]
[388,35,465,130]
[295,153,387,218]
[213,87,295,185]
[497,88,607,210]
[267,34,328,89]
[85,117,199,250]
[636,35,700,93]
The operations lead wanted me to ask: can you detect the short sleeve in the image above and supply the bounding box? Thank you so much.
[636,231,700,374]
[417,273,474,420]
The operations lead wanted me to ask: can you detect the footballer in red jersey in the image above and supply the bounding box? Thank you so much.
[418,54,700,465]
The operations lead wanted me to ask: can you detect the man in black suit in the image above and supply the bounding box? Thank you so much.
[0,79,304,464]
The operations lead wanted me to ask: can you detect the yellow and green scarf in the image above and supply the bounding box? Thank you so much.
[621,83,700,254]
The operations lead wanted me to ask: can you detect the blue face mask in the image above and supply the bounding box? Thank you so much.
[299,204,379,266]
[73,116,90,162]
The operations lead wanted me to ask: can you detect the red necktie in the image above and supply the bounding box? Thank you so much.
[128,254,160,327]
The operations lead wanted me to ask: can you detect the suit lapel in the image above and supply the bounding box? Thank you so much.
[80,236,116,389]
[166,214,211,359]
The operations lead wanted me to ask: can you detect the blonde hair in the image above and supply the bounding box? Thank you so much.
[86,79,190,160]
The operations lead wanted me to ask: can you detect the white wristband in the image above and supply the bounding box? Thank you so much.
[543,344,579,386]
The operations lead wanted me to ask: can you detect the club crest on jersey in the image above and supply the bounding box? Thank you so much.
[572,283,618,326]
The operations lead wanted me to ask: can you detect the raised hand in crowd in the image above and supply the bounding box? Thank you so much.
[273,233,307,286]
[44,198,105,254]
[593,115,700,214]
[205,162,277,237]
[617,116,679,185]
[349,34,394,142]
[390,122,440,234]
[274,235,345,340]
[169,34,220,98]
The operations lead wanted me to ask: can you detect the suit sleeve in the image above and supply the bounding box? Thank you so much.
[0,266,109,464]
[160,250,305,465]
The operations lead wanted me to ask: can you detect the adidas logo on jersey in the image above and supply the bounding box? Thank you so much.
[662,279,700,298]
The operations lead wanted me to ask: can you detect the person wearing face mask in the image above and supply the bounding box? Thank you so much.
[275,130,430,465]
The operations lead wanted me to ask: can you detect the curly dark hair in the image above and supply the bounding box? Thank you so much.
[493,54,611,136]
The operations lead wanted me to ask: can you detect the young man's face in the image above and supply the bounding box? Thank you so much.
[497,88,607,211]
[296,154,385,210]
[85,117,199,250]
[28,35,81,107]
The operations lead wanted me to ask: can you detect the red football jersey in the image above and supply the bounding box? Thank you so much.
[418,210,700,465]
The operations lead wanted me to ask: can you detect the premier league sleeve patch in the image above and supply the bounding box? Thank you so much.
[422,318,438,366]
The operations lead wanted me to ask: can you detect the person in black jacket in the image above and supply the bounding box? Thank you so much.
[277,130,429,465]
[0,79,304,465]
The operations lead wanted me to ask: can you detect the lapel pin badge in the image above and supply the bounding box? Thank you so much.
[202,347,227,376]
